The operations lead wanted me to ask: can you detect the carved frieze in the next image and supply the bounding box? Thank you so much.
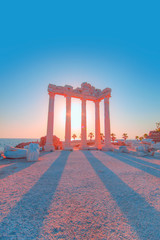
[48,82,111,100]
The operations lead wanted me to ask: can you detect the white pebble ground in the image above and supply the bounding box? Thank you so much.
[0,151,160,240]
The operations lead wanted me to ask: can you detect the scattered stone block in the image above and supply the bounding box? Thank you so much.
[136,146,145,152]
[119,146,129,153]
[151,143,160,151]
[27,143,40,161]
[4,146,27,159]
[154,150,160,159]
[136,151,148,157]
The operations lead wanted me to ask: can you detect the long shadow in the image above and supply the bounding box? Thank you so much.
[0,161,35,180]
[39,151,56,157]
[122,153,160,169]
[0,151,70,239]
[0,159,14,166]
[106,152,160,178]
[0,152,58,180]
[83,151,160,240]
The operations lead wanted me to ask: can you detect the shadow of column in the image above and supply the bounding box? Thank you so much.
[107,152,160,178]
[83,151,160,240]
[0,161,35,180]
[0,151,70,239]
[113,152,160,169]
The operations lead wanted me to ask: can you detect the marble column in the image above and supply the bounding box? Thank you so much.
[80,98,87,149]
[65,95,73,150]
[102,96,112,151]
[44,93,55,151]
[95,100,102,149]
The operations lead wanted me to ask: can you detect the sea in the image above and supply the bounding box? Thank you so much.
[0,138,39,152]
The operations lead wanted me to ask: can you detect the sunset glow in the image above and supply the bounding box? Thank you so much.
[1,1,160,239]
[54,96,101,140]
[0,1,160,140]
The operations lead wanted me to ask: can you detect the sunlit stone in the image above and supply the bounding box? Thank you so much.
[45,82,112,151]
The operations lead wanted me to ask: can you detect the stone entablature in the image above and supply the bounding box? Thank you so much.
[45,82,112,151]
[48,82,111,101]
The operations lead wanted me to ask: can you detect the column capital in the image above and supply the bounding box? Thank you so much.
[64,94,72,100]
[95,99,101,103]
[104,95,110,103]
[104,93,111,99]
[48,91,55,98]
[80,96,87,101]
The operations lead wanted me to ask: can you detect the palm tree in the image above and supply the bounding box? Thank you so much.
[122,133,128,142]
[139,136,144,141]
[72,134,77,140]
[111,133,116,142]
[156,122,160,132]
[135,136,139,141]
[143,133,148,139]
[88,132,94,141]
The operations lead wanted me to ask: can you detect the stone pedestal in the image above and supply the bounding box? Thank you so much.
[44,143,55,152]
[64,146,73,151]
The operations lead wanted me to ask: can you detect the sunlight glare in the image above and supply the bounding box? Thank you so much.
[71,98,81,139]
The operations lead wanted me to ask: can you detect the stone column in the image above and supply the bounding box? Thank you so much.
[102,96,112,151]
[44,93,55,151]
[65,95,73,150]
[95,100,102,149]
[80,98,87,149]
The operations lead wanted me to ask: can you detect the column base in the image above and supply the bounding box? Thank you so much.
[80,146,102,151]
[64,146,73,151]
[102,145,113,151]
[95,144,102,150]
[79,145,88,150]
[44,144,55,152]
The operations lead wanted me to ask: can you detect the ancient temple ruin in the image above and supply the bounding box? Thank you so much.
[45,82,111,151]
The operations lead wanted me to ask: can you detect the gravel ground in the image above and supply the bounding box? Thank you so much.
[0,150,159,240]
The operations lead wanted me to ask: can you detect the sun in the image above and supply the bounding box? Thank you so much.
[54,95,97,140]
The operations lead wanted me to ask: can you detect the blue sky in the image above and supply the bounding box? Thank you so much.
[0,0,160,139]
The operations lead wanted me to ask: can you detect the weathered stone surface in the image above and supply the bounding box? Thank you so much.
[40,135,62,150]
[27,143,40,161]
[147,131,160,143]
[4,146,27,159]
[154,150,160,158]
[119,146,129,153]
[142,139,154,145]
[151,143,160,150]
[15,141,39,149]
[136,146,146,152]
[48,82,111,100]
[45,82,111,151]
[136,151,148,157]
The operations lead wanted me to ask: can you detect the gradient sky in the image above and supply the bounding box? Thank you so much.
[0,0,160,140]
